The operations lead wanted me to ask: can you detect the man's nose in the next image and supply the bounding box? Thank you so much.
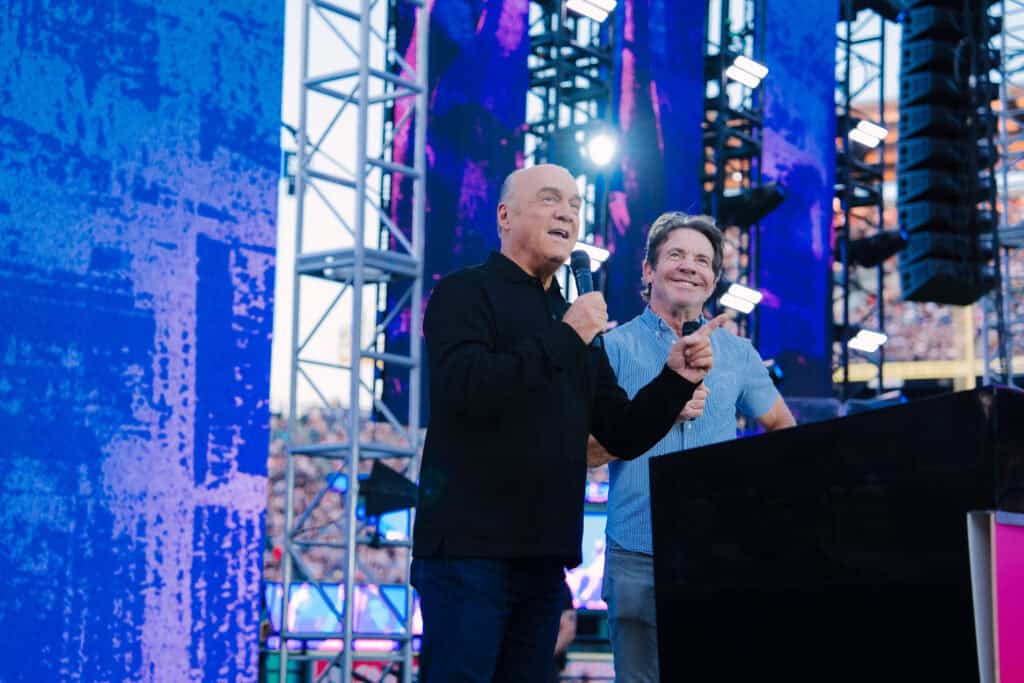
[554,208,575,224]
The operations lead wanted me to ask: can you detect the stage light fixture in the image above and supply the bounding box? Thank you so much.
[849,119,889,149]
[566,0,615,23]
[726,56,768,88]
[718,282,763,315]
[728,282,763,305]
[361,461,419,518]
[856,120,889,140]
[717,182,785,226]
[725,64,760,88]
[848,329,888,353]
[733,55,768,79]
[585,132,617,167]
[719,292,754,314]
[846,230,908,268]
[849,127,881,148]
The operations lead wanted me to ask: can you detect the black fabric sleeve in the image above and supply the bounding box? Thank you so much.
[425,274,587,417]
[589,350,697,461]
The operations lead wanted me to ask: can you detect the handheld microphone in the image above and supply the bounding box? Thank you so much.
[681,320,701,337]
[569,250,594,294]
[569,250,603,349]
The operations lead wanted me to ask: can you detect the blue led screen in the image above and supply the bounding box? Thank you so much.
[0,3,282,680]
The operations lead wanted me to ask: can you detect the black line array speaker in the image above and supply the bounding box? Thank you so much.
[896,2,998,305]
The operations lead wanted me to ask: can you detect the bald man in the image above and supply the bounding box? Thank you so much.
[410,164,722,681]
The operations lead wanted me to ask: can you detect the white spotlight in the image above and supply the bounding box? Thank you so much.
[856,120,889,140]
[732,55,768,80]
[566,0,612,22]
[719,292,755,314]
[848,329,888,353]
[725,64,761,88]
[586,133,617,167]
[849,127,881,149]
[727,283,763,305]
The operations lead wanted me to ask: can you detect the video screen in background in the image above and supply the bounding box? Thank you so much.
[565,510,607,610]
[264,582,422,651]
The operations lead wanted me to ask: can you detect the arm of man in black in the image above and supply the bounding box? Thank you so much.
[588,352,697,461]
[424,272,585,418]
[588,314,725,461]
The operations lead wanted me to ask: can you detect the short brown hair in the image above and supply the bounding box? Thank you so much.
[642,213,724,302]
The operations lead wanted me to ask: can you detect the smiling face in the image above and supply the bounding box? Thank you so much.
[643,227,718,320]
[497,164,581,284]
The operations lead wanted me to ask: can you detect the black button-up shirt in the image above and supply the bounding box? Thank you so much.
[413,252,697,566]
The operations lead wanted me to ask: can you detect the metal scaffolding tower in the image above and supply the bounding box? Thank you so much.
[703,0,765,341]
[833,3,890,399]
[987,0,1024,386]
[526,1,614,250]
[278,0,428,680]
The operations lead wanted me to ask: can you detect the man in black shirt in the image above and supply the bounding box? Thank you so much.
[411,163,719,682]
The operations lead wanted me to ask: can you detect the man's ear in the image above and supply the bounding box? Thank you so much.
[496,203,508,235]
[641,259,653,286]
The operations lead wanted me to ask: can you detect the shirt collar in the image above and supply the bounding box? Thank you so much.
[486,251,560,293]
[640,306,705,337]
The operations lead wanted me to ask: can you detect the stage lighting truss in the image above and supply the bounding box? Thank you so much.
[833,3,890,399]
[277,0,429,681]
[986,0,1024,387]
[703,0,767,344]
[527,1,614,248]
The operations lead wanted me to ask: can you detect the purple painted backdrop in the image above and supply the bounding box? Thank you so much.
[605,0,707,324]
[386,0,531,421]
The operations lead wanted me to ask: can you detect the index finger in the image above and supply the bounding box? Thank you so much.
[703,312,731,333]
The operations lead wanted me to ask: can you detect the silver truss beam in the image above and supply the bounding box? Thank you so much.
[280,0,428,680]
[987,0,1024,386]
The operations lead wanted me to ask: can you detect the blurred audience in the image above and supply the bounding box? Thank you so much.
[264,407,416,585]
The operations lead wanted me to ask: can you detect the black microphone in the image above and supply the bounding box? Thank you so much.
[681,320,701,337]
[570,250,594,294]
[569,250,603,349]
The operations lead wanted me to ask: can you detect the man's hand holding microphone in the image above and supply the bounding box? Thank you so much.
[562,291,608,345]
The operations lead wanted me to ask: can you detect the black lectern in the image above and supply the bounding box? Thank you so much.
[650,386,1024,682]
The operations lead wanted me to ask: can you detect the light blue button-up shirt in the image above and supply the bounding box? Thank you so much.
[603,307,780,555]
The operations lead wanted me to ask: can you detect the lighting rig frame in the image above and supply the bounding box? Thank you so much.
[526,0,616,256]
[703,0,767,340]
[833,0,891,400]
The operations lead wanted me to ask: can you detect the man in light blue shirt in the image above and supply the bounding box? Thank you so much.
[588,212,795,682]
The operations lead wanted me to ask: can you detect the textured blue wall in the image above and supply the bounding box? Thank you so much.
[0,2,282,680]
[758,0,837,396]
[606,0,706,324]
